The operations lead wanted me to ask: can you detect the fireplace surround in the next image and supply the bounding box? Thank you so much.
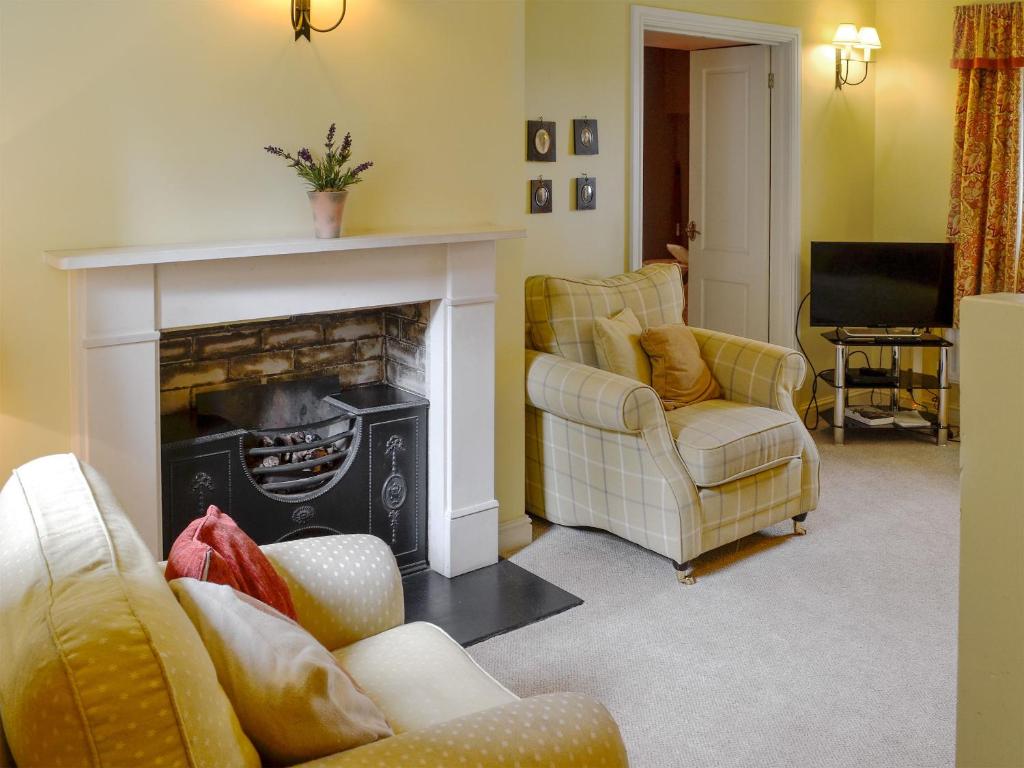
[46,227,525,577]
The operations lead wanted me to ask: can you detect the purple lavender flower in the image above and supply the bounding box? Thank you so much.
[351,160,374,177]
[264,145,286,157]
[297,147,314,165]
[326,123,337,149]
[339,132,352,156]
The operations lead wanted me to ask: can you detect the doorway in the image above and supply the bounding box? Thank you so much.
[630,6,800,348]
[641,36,761,332]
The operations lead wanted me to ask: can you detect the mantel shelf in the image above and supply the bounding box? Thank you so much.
[44,225,525,270]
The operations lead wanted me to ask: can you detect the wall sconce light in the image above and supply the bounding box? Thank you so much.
[833,24,881,89]
[292,0,347,41]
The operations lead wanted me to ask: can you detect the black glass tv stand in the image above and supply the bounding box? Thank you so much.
[820,330,952,446]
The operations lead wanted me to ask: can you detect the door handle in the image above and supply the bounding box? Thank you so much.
[685,221,701,241]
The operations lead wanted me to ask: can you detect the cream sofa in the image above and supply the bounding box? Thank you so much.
[525,264,820,583]
[0,453,628,767]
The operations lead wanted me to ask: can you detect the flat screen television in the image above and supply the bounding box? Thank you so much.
[810,241,955,328]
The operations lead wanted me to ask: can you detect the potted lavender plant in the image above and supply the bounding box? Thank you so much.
[265,124,373,238]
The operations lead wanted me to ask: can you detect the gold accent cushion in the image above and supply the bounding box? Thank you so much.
[171,578,392,765]
[593,306,653,384]
[640,323,721,409]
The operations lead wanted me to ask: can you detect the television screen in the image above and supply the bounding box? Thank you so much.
[810,242,955,328]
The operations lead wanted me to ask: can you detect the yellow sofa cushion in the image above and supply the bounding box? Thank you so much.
[0,454,259,768]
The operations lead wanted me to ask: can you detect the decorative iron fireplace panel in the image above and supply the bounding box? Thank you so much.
[161,378,428,574]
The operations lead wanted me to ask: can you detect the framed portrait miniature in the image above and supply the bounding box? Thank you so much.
[527,120,556,162]
[573,118,598,155]
[576,175,597,210]
[530,177,553,213]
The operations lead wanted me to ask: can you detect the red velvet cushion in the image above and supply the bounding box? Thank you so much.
[165,505,297,620]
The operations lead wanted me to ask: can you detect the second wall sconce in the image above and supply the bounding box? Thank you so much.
[833,24,881,89]
[292,0,347,41]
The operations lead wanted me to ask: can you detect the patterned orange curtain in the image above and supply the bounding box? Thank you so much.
[948,2,1024,322]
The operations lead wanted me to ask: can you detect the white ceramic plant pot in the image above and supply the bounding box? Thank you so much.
[307,189,349,238]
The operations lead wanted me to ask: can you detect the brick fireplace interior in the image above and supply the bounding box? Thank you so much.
[160,302,429,414]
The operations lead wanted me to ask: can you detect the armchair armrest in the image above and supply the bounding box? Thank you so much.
[526,349,665,433]
[261,534,403,650]
[297,692,629,768]
[689,328,806,412]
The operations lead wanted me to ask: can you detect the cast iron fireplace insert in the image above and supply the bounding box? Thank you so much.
[160,376,428,574]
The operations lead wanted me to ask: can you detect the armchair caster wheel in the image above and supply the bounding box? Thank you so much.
[792,513,808,536]
[674,560,696,585]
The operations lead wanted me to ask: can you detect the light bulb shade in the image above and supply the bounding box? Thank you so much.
[858,26,881,49]
[832,23,860,47]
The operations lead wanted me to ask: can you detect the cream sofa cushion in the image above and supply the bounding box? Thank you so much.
[171,578,392,765]
[333,622,517,734]
[594,306,653,384]
[666,399,804,487]
[0,454,259,768]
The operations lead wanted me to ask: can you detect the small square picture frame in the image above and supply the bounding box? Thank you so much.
[576,175,597,211]
[527,120,557,162]
[530,177,553,213]
[573,118,598,155]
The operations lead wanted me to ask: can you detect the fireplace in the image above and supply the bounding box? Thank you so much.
[47,227,526,577]
[159,305,430,571]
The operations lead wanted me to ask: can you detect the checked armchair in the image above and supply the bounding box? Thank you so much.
[524,264,820,583]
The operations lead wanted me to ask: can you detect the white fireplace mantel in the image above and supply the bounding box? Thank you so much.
[46,226,525,578]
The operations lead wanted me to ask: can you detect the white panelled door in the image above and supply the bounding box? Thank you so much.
[687,45,771,341]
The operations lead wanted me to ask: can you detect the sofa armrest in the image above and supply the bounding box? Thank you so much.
[261,533,403,650]
[526,349,665,433]
[296,692,629,768]
[689,327,806,412]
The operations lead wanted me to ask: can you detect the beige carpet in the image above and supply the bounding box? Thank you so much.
[471,432,960,767]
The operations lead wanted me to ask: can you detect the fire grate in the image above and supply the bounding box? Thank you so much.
[245,422,356,494]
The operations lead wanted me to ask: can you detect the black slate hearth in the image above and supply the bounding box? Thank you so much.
[403,559,582,647]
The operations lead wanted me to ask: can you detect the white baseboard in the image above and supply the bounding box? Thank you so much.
[498,513,533,556]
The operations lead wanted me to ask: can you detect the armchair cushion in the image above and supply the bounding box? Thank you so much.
[640,322,721,408]
[666,399,804,487]
[594,306,652,383]
[332,622,516,734]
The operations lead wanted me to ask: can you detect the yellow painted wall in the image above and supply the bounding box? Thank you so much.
[873,0,958,241]
[0,0,527,524]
